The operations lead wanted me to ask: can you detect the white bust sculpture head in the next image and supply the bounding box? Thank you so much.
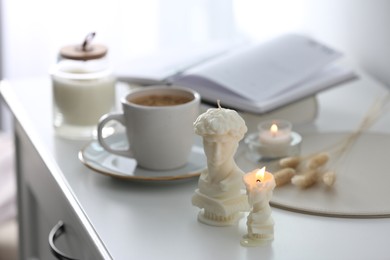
[194,106,247,167]
[193,107,247,139]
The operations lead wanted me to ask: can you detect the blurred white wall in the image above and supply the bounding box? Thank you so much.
[1,0,390,130]
[300,0,390,88]
[0,0,243,80]
[233,0,390,88]
[2,0,390,85]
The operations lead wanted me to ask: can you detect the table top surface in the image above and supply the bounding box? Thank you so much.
[2,63,390,260]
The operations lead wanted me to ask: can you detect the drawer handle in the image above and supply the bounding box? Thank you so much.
[49,220,78,260]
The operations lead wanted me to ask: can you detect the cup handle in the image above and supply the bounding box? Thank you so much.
[97,113,132,157]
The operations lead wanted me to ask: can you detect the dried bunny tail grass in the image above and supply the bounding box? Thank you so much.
[280,94,389,191]
[274,168,296,187]
[322,171,336,187]
[279,156,301,169]
[291,170,318,189]
[306,152,329,170]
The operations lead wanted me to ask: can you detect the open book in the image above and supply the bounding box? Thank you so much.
[116,34,357,114]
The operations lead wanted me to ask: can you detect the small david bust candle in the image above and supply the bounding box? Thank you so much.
[192,101,249,226]
[241,167,276,246]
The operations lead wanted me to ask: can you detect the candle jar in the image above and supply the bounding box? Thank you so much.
[51,35,116,140]
[245,119,302,162]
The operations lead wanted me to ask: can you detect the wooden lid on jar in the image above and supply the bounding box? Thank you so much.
[59,32,108,60]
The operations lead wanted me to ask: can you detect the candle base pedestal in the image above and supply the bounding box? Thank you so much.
[241,211,275,247]
[198,210,242,227]
[240,232,274,247]
[245,131,302,162]
[192,190,249,226]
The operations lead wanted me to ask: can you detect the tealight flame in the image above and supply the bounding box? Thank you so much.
[270,124,278,137]
[256,167,266,182]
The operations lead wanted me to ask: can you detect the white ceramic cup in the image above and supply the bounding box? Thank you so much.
[97,86,200,170]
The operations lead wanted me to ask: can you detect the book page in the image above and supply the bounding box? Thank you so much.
[114,40,247,85]
[175,63,356,114]
[180,34,342,101]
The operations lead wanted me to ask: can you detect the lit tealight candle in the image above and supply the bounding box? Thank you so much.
[244,119,302,162]
[257,119,292,158]
[241,167,276,246]
[259,120,292,145]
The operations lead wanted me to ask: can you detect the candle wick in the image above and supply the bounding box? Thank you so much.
[217,99,222,109]
[256,179,261,183]
[81,32,96,52]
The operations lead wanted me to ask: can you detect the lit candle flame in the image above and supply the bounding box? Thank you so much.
[270,123,278,137]
[256,167,266,182]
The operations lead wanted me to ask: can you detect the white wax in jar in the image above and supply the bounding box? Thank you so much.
[52,61,115,127]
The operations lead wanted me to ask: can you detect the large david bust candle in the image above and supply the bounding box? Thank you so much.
[241,167,276,246]
[192,103,249,226]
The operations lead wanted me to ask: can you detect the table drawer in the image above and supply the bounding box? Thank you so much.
[15,123,109,260]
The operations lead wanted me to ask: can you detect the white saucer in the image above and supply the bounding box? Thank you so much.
[79,134,206,182]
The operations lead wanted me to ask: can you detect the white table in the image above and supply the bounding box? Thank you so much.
[1,65,390,259]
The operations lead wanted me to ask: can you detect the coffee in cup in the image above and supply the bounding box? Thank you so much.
[130,94,193,106]
[97,86,200,170]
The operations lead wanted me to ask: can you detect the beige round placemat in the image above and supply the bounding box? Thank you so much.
[237,132,390,218]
